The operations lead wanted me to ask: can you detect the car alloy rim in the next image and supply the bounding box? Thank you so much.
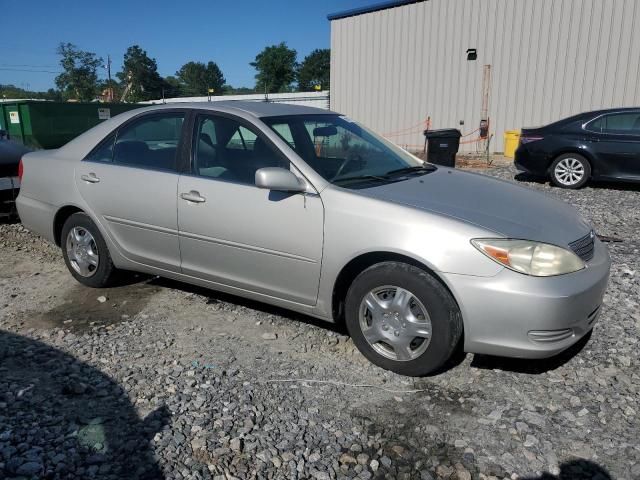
[358,285,432,362]
[66,227,99,277]
[554,157,585,186]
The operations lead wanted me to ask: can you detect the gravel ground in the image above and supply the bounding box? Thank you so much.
[1,164,638,480]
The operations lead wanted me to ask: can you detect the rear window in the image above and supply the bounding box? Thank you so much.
[587,112,640,134]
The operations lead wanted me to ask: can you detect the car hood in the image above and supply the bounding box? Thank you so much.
[358,168,592,246]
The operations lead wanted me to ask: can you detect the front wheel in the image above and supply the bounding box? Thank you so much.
[344,262,462,376]
[61,212,118,288]
[550,153,591,189]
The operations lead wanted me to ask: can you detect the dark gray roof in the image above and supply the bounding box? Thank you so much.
[328,0,426,21]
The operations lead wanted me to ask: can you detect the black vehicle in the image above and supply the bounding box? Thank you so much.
[514,108,640,188]
[0,129,31,217]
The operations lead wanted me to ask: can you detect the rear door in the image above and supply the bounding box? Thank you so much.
[177,112,324,305]
[585,111,640,177]
[76,111,186,272]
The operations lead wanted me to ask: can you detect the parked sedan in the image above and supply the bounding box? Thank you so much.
[16,102,610,376]
[515,107,640,188]
[0,130,31,217]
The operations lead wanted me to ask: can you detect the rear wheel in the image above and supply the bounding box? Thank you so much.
[61,213,118,288]
[550,153,591,189]
[344,262,462,376]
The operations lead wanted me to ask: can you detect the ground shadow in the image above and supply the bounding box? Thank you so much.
[523,460,612,480]
[587,180,640,192]
[0,330,169,479]
[514,172,547,184]
[514,171,640,192]
[470,330,592,374]
[149,276,348,335]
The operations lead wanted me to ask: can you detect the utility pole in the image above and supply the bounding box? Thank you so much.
[104,55,114,102]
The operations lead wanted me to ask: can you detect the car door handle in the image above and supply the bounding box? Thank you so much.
[587,136,600,143]
[180,191,206,203]
[81,173,100,183]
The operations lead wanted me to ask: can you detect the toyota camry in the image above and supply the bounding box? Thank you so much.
[16,102,610,376]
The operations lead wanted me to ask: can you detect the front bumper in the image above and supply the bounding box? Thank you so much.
[0,176,20,192]
[442,238,611,358]
[0,176,20,216]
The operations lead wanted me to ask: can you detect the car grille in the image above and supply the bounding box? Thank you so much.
[569,231,595,262]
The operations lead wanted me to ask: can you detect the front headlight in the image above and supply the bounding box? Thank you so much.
[471,239,585,277]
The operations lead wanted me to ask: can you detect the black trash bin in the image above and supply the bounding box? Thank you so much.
[423,129,462,167]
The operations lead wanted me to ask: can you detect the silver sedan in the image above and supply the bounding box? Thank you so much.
[16,102,610,376]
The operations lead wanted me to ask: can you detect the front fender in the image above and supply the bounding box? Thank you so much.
[313,187,503,319]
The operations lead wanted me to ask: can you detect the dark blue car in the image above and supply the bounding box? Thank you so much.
[514,108,640,188]
[0,130,31,217]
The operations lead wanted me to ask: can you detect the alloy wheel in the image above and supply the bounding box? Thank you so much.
[66,227,99,277]
[554,157,585,186]
[358,285,432,361]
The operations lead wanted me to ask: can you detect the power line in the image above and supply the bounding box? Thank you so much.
[0,63,59,68]
[0,67,61,74]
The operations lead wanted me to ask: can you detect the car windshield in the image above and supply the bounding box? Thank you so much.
[262,114,431,187]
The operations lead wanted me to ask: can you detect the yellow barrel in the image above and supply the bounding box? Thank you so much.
[503,130,521,158]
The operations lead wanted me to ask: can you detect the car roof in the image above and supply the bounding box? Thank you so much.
[558,106,640,123]
[142,100,337,118]
[535,106,640,130]
[56,101,338,158]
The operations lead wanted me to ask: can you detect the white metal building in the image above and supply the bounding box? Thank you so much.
[329,0,640,152]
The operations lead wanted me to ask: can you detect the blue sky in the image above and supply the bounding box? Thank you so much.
[1,0,374,92]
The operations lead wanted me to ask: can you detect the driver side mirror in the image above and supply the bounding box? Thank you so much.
[255,167,306,193]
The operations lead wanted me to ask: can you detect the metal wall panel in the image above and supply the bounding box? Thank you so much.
[330,0,640,152]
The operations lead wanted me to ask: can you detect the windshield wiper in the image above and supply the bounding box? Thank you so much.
[383,164,437,177]
[333,165,437,186]
[333,174,392,185]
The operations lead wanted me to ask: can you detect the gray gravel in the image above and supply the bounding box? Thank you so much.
[1,164,639,480]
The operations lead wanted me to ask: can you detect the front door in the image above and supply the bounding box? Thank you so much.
[177,113,324,305]
[586,111,640,178]
[76,111,186,272]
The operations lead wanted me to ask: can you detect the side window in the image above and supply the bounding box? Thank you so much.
[193,115,289,185]
[270,123,296,149]
[113,113,184,170]
[597,113,640,134]
[85,133,116,162]
[227,126,257,151]
[586,117,603,133]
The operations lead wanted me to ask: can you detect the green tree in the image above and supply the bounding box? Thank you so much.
[55,43,103,101]
[163,76,182,98]
[222,85,256,95]
[43,88,64,101]
[297,49,330,91]
[0,84,63,101]
[117,45,165,102]
[250,42,297,93]
[176,61,225,97]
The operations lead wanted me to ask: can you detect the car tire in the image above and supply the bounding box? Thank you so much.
[550,153,591,189]
[344,262,462,376]
[61,212,118,288]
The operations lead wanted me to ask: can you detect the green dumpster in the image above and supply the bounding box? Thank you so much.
[0,101,145,149]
